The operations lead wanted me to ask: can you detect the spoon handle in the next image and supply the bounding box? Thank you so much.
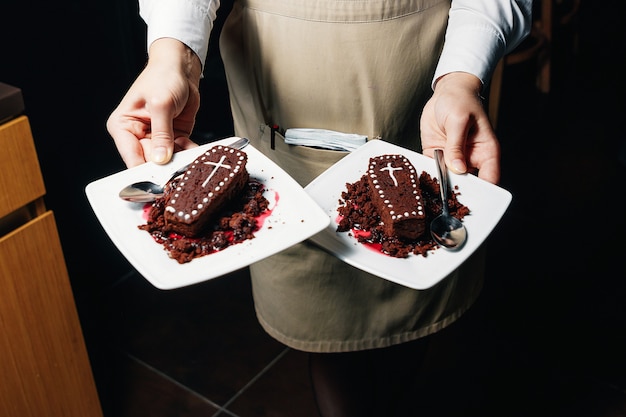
[434,149,450,216]
[166,164,191,183]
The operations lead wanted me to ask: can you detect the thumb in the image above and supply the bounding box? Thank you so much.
[147,103,176,164]
[442,120,468,175]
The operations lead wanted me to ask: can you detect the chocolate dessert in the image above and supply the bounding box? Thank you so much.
[337,154,470,258]
[366,154,425,240]
[138,146,270,264]
[164,145,249,237]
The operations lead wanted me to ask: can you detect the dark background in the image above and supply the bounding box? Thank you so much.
[2,1,626,415]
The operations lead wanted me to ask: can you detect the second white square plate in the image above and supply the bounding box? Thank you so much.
[305,140,512,290]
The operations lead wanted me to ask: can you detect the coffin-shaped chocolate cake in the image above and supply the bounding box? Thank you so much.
[366,154,426,240]
[164,145,249,237]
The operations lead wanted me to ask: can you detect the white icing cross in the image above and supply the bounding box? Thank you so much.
[202,155,231,188]
[380,162,402,187]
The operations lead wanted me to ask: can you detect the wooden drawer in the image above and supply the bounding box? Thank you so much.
[0,211,102,417]
[0,115,46,219]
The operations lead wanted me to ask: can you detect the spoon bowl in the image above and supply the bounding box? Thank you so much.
[118,181,167,203]
[430,149,467,250]
[119,137,250,203]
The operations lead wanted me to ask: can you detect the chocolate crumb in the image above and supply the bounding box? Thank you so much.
[139,179,269,264]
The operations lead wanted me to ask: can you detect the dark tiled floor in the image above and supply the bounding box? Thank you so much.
[3,1,625,416]
[99,269,320,417]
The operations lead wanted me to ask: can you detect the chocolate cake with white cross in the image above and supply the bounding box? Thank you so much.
[366,154,426,240]
[163,145,249,237]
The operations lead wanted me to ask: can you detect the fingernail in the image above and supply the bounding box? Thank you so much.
[451,159,466,173]
[152,147,167,163]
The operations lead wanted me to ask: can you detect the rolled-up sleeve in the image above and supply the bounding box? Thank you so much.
[139,0,220,67]
[433,0,532,88]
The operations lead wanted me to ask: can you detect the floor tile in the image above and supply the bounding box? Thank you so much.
[105,351,221,417]
[225,349,320,417]
[105,268,286,407]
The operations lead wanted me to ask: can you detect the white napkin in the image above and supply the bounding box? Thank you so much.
[284,128,367,152]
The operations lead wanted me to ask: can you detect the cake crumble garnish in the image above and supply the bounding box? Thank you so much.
[139,145,270,264]
[337,153,470,257]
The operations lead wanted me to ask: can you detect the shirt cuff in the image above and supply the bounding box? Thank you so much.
[140,0,219,68]
[433,25,505,90]
[432,1,531,90]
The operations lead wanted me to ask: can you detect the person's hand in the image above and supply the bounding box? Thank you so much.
[106,38,203,168]
[420,72,500,184]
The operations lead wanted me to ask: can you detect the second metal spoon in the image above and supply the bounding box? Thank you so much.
[430,149,467,250]
[118,137,250,203]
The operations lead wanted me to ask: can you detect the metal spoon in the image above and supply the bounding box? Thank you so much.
[430,149,467,250]
[118,137,250,203]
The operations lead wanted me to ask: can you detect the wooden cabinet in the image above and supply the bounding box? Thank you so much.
[0,116,103,417]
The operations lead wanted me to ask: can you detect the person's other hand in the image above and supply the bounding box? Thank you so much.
[420,72,500,184]
[106,38,203,168]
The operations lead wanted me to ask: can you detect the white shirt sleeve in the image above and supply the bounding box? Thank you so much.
[433,0,533,89]
[139,0,220,68]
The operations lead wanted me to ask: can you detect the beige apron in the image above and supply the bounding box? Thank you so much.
[219,0,485,352]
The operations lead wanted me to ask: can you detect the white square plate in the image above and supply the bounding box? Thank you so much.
[304,140,512,290]
[85,138,330,290]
